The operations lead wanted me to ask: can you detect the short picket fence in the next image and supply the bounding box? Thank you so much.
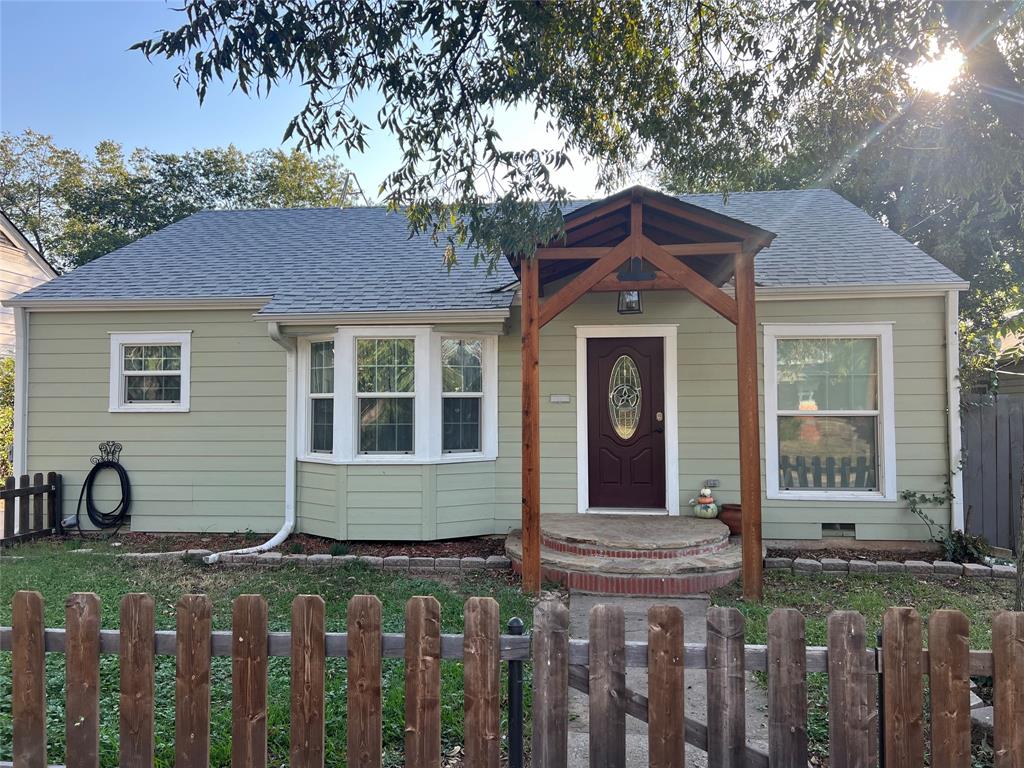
[2,591,1023,768]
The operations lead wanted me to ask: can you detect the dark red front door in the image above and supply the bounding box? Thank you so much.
[587,337,665,508]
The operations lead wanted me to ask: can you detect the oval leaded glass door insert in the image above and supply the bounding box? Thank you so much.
[608,354,642,439]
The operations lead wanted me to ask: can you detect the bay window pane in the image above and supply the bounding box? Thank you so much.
[442,339,483,393]
[310,341,334,394]
[777,337,877,411]
[777,415,878,489]
[124,374,181,403]
[311,398,334,453]
[357,338,415,393]
[443,397,481,452]
[359,397,414,453]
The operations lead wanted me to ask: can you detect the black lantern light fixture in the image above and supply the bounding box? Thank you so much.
[616,255,653,314]
[617,289,643,314]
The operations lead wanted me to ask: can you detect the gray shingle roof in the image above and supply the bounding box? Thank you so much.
[11,189,964,314]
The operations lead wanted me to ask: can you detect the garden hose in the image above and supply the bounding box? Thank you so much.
[75,458,132,536]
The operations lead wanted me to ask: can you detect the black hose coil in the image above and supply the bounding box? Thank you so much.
[75,459,132,534]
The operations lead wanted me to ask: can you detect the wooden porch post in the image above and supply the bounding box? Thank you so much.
[735,250,764,601]
[521,255,542,593]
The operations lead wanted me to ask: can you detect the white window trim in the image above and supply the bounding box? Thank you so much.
[764,322,897,502]
[296,327,498,465]
[108,331,192,413]
[575,324,680,516]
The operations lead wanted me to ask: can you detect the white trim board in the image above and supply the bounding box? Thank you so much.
[575,324,680,515]
[763,322,897,502]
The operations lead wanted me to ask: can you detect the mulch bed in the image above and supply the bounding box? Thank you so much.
[766,546,943,562]
[66,531,507,558]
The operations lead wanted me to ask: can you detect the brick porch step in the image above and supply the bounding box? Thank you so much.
[539,513,731,559]
[505,527,742,596]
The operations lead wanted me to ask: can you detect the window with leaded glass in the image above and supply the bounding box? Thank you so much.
[308,340,334,453]
[356,337,415,453]
[441,338,483,452]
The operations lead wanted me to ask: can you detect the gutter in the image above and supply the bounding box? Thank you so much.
[254,308,511,325]
[204,321,297,564]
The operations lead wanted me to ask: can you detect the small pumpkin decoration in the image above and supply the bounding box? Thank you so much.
[689,486,719,519]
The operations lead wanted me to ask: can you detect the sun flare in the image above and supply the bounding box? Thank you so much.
[908,49,965,94]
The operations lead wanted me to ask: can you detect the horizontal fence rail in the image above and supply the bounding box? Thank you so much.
[4,591,1023,768]
[0,627,1000,674]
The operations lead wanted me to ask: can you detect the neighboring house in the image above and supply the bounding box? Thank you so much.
[0,210,56,356]
[995,321,1023,395]
[4,186,968,544]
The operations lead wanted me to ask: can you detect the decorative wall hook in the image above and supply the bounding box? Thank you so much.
[91,441,123,465]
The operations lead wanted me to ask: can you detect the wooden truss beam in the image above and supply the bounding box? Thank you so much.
[536,241,742,261]
[538,239,633,328]
[639,237,738,324]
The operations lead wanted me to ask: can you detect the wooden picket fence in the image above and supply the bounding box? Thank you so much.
[2,591,1023,768]
[0,472,62,543]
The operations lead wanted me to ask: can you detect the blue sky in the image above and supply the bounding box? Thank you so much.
[1,0,601,200]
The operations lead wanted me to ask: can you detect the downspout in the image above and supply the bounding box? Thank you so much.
[12,307,28,479]
[945,289,966,532]
[205,321,296,563]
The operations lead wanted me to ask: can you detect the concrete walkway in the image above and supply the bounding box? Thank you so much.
[566,593,768,768]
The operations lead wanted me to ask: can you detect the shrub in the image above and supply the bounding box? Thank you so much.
[0,357,13,478]
[329,541,350,557]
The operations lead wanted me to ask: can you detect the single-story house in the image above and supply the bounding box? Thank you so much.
[6,186,967,570]
[1,209,57,357]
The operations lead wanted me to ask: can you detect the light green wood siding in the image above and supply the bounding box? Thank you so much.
[294,460,499,540]
[27,292,952,543]
[26,309,287,533]
[494,291,952,541]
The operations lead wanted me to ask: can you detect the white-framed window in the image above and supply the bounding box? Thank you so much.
[109,331,192,413]
[308,338,335,454]
[441,338,483,453]
[764,323,896,501]
[297,327,497,463]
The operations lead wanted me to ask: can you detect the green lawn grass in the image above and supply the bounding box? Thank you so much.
[0,540,535,768]
[711,570,1017,765]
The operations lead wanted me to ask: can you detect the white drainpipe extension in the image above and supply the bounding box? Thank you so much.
[205,321,297,564]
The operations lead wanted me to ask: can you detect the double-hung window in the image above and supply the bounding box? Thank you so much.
[441,338,483,453]
[356,338,416,454]
[109,331,191,412]
[764,324,896,500]
[308,340,335,454]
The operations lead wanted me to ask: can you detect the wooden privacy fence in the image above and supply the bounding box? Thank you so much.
[3,592,1024,768]
[963,393,1023,552]
[0,472,62,544]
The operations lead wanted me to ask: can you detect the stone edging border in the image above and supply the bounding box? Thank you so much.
[764,555,1018,580]
[105,549,513,572]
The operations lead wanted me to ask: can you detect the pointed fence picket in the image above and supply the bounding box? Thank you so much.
[3,591,1023,768]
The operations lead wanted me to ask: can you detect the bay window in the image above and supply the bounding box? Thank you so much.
[764,323,896,500]
[299,328,497,463]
